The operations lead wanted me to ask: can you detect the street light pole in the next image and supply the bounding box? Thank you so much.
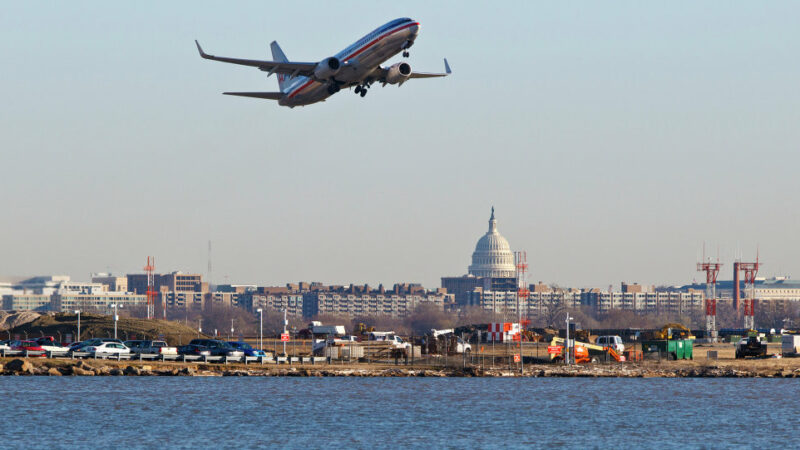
[256,308,263,351]
[75,310,81,342]
[198,318,202,338]
[283,309,288,356]
[565,314,572,365]
[230,318,234,340]
[111,304,122,340]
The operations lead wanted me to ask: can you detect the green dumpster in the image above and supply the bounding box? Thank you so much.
[641,339,693,360]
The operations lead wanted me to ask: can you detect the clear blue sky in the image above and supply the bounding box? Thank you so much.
[2,1,799,288]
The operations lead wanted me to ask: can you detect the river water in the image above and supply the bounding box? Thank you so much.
[1,377,798,449]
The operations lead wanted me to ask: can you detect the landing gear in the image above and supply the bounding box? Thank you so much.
[355,83,369,97]
[327,83,340,95]
[402,51,409,58]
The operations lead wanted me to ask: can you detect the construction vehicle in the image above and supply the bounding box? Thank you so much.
[354,322,375,336]
[735,335,768,359]
[641,323,696,341]
[549,337,624,363]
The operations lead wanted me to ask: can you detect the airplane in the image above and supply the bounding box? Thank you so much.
[195,17,450,108]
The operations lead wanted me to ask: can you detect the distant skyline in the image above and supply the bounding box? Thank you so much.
[2,2,799,289]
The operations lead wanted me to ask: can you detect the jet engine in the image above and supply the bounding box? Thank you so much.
[314,57,341,79]
[385,62,412,85]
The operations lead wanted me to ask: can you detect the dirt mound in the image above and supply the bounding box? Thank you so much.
[6,312,207,345]
[0,310,42,330]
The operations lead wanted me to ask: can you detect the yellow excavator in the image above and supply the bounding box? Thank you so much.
[354,323,375,336]
[652,323,695,340]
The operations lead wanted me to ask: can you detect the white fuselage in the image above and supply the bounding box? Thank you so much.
[279,19,419,107]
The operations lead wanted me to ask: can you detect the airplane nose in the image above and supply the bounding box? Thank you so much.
[410,22,420,35]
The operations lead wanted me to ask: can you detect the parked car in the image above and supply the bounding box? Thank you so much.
[124,340,178,355]
[70,338,123,353]
[596,336,625,354]
[84,342,130,356]
[0,340,11,351]
[11,340,47,356]
[177,344,211,357]
[188,339,244,357]
[227,341,267,357]
[35,337,70,353]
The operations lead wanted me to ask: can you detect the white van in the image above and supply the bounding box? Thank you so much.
[596,335,625,354]
[782,334,800,356]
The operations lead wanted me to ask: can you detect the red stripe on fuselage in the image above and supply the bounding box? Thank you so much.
[287,22,419,99]
[343,22,418,62]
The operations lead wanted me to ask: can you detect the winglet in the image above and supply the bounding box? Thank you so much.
[444,58,451,74]
[195,40,209,58]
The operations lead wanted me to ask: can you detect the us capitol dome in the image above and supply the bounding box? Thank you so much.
[468,207,516,278]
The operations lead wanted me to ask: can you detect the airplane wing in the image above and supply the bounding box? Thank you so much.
[223,92,284,100]
[408,58,452,78]
[195,41,316,77]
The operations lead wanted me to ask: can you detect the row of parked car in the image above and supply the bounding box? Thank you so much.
[0,336,268,358]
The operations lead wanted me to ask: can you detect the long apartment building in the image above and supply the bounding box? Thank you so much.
[1,275,145,312]
[239,282,453,318]
[467,282,705,317]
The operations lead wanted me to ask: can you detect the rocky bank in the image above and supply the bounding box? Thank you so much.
[3,358,800,378]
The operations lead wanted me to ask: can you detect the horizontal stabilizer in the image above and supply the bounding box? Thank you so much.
[223,91,283,100]
[407,58,452,79]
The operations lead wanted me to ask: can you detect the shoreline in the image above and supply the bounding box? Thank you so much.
[3,358,800,378]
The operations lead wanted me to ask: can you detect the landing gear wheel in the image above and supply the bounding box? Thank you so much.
[354,85,362,94]
[402,51,409,57]
[360,89,367,98]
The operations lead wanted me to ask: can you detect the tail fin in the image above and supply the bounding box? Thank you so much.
[270,41,291,92]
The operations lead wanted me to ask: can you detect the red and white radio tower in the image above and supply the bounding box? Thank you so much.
[515,251,529,373]
[144,256,156,320]
[696,249,722,342]
[738,251,761,330]
[515,251,530,326]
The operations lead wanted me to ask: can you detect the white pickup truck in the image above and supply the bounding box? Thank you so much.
[124,340,178,355]
[431,329,472,354]
[368,332,411,350]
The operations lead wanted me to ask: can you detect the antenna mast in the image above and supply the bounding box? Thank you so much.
[144,256,156,320]
[696,245,722,342]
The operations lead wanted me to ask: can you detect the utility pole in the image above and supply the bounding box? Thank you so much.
[75,310,81,342]
[111,304,122,339]
[565,313,572,365]
[257,308,263,351]
[283,309,288,356]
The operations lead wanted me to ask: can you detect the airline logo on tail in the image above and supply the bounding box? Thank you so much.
[270,41,291,92]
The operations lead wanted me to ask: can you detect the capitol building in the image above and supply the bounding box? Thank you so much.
[467,207,516,278]
[441,208,518,305]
